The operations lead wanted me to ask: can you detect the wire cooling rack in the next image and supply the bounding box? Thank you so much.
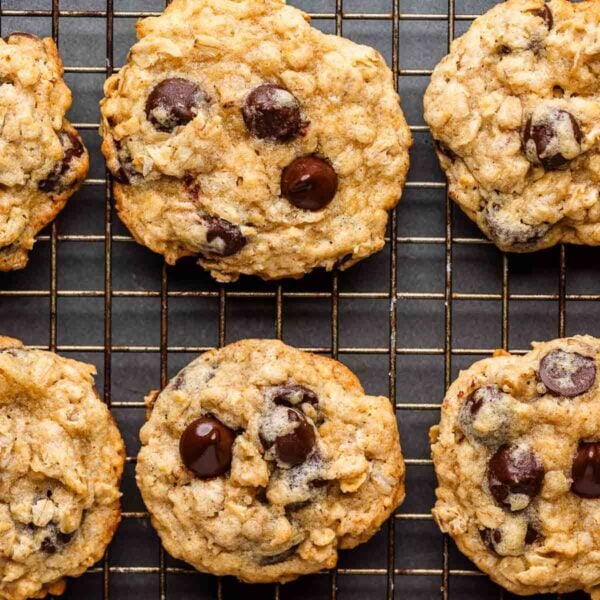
[0,0,597,598]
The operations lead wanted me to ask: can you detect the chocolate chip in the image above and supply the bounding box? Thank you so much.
[179,416,235,478]
[184,174,202,200]
[242,84,307,142]
[487,444,544,509]
[311,478,329,489]
[258,544,299,566]
[39,528,73,555]
[38,131,85,193]
[334,253,353,270]
[539,350,596,397]
[458,385,510,444]
[271,384,318,407]
[479,528,502,553]
[261,407,316,467]
[281,156,338,211]
[499,45,511,55]
[571,442,600,498]
[57,531,74,545]
[525,524,541,545]
[4,32,38,42]
[112,140,136,184]
[534,4,553,29]
[483,201,551,248]
[462,385,501,418]
[41,537,57,554]
[522,109,582,170]
[434,139,457,161]
[113,163,135,185]
[145,78,205,132]
[202,216,247,257]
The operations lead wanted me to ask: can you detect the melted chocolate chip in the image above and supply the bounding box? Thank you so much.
[261,407,316,467]
[487,445,544,509]
[145,78,205,132]
[522,109,582,170]
[281,156,338,211]
[462,385,501,418]
[203,216,247,257]
[38,131,85,193]
[499,45,511,55]
[271,384,318,407]
[571,442,600,498]
[40,528,74,555]
[111,140,136,184]
[40,537,57,554]
[334,253,353,270]
[4,32,38,42]
[483,201,551,248]
[434,139,457,161]
[539,350,596,397]
[113,163,135,185]
[311,478,329,489]
[183,173,202,200]
[242,84,306,142]
[258,544,299,566]
[525,524,541,545]
[179,416,235,478]
[535,4,553,29]
[479,528,502,553]
[458,385,509,444]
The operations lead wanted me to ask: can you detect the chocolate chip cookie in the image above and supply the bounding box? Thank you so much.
[0,33,89,271]
[136,339,404,582]
[424,0,600,253]
[431,335,600,596]
[99,0,411,282]
[0,337,125,600]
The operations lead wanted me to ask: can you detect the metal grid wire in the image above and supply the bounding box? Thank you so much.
[0,0,596,599]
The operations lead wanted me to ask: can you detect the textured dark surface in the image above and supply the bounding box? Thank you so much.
[0,1,597,598]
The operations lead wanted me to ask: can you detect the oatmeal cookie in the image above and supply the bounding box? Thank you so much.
[0,337,124,600]
[424,0,600,253]
[100,0,411,281]
[136,339,404,582]
[0,33,89,271]
[431,335,600,597]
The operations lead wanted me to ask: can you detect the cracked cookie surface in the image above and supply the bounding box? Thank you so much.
[431,335,600,597]
[0,34,89,271]
[136,339,405,582]
[99,0,411,282]
[0,337,124,600]
[424,0,600,253]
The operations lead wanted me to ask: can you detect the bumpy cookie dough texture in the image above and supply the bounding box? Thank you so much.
[431,336,600,597]
[0,34,89,271]
[424,0,600,253]
[0,337,124,600]
[137,339,405,582]
[100,0,411,282]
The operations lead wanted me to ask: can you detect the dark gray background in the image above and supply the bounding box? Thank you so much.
[0,1,596,598]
